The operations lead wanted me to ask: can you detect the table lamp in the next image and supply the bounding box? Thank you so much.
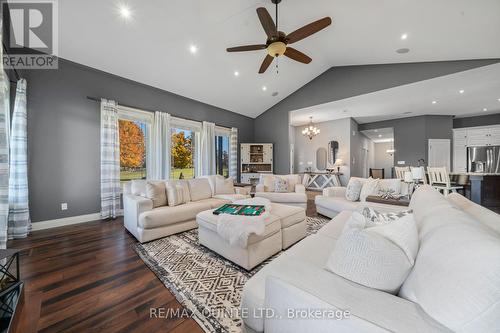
[333,159,344,173]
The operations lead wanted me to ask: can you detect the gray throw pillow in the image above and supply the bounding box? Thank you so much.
[274,177,289,193]
[345,179,363,201]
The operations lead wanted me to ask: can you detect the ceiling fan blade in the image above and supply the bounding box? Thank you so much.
[259,54,274,74]
[256,7,277,38]
[284,47,312,64]
[287,17,332,44]
[226,44,267,52]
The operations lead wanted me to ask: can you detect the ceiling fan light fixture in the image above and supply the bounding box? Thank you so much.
[267,42,287,57]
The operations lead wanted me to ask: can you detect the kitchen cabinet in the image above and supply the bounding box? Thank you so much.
[240,143,273,185]
[453,125,500,172]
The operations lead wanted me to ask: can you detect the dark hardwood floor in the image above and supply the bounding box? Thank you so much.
[9,192,321,333]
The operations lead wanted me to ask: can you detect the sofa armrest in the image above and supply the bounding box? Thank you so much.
[235,187,251,195]
[256,184,266,193]
[264,276,448,333]
[123,194,153,232]
[294,184,306,194]
[322,186,346,197]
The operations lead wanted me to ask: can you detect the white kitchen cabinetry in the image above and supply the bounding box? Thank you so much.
[452,125,500,172]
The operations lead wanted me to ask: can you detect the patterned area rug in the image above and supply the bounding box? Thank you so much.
[134,216,329,333]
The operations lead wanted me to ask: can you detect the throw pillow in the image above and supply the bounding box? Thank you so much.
[216,177,235,195]
[345,178,363,201]
[283,175,300,193]
[146,181,167,208]
[166,184,188,206]
[261,175,275,192]
[359,177,380,202]
[166,180,191,203]
[325,211,419,294]
[361,207,413,227]
[274,177,289,193]
[187,178,212,201]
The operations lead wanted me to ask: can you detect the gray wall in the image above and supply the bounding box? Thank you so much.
[254,59,500,174]
[358,115,454,167]
[24,59,254,222]
[453,113,500,128]
[293,118,351,185]
[374,142,394,178]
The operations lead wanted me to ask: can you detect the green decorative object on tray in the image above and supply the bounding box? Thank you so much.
[213,204,266,216]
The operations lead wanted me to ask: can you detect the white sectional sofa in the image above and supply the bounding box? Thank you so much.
[123,176,250,243]
[255,174,308,208]
[315,177,406,218]
[242,185,500,332]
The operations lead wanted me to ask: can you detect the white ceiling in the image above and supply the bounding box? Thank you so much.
[58,0,500,118]
[361,127,394,143]
[290,62,500,125]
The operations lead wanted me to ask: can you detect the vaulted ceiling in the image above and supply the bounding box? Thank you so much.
[59,0,500,118]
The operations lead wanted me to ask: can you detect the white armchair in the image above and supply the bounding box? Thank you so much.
[254,174,307,208]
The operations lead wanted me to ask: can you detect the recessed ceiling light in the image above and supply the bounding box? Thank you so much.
[119,5,131,19]
[498,98,500,102]
[396,48,410,54]
[459,90,465,94]
[401,33,408,40]
[234,71,239,77]
[432,100,437,104]
[189,44,198,54]
[262,86,267,91]
[378,134,382,138]
[483,108,488,111]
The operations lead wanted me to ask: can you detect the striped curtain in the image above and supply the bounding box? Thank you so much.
[8,79,30,240]
[0,67,10,248]
[100,99,121,219]
[229,127,238,180]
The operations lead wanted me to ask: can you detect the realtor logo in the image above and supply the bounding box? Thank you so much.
[2,0,58,69]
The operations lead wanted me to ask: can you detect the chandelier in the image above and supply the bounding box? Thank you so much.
[302,117,320,140]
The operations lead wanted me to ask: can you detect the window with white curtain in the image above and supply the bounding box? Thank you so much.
[117,106,153,182]
[170,117,201,179]
[215,126,231,178]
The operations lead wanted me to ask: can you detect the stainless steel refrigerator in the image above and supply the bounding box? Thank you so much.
[467,146,500,173]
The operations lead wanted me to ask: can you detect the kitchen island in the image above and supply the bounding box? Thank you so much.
[465,174,500,214]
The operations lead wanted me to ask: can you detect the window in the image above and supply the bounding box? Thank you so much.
[215,135,229,177]
[118,107,152,182]
[170,127,196,179]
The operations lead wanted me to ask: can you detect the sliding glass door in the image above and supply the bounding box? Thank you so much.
[215,135,229,178]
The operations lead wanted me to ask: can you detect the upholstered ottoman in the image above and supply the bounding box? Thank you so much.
[270,203,307,249]
[196,210,282,270]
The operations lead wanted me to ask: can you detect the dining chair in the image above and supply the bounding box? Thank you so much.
[369,168,385,179]
[427,167,463,196]
[394,166,410,179]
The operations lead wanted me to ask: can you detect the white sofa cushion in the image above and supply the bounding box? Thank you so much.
[261,174,275,192]
[315,195,359,213]
[187,178,212,201]
[166,184,188,206]
[215,176,235,195]
[131,179,147,196]
[359,177,380,202]
[145,181,167,208]
[399,212,500,332]
[138,201,212,229]
[325,212,418,294]
[345,178,363,201]
[255,191,307,204]
[166,180,191,203]
[213,194,248,202]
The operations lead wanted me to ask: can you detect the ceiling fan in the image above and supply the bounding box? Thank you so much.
[226,0,332,74]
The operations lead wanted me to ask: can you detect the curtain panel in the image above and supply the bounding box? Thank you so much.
[8,79,30,240]
[0,69,10,248]
[100,99,121,219]
[150,111,171,180]
[200,121,216,176]
[229,127,238,180]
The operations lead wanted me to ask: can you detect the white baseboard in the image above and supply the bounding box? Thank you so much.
[31,212,102,231]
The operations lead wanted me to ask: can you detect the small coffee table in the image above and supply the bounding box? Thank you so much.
[366,195,410,207]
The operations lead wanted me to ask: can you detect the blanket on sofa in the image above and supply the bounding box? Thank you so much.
[216,197,272,247]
